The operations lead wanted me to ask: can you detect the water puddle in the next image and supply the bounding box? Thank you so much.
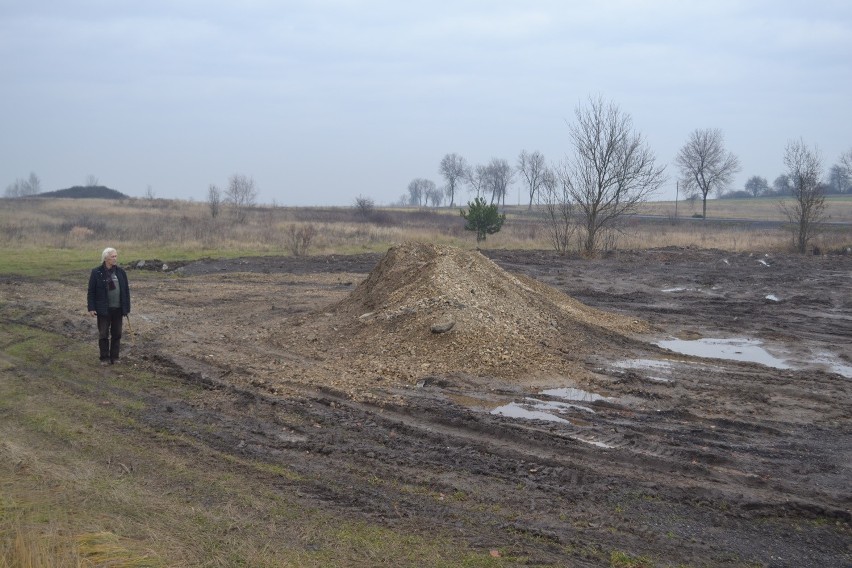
[655,337,790,369]
[615,359,672,370]
[813,352,852,378]
[491,401,570,424]
[540,387,609,402]
[829,362,852,378]
[581,439,615,449]
[490,399,614,450]
[614,359,674,382]
[491,389,609,423]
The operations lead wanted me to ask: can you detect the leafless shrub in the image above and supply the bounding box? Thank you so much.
[354,195,375,218]
[59,215,108,236]
[285,224,317,256]
[69,226,94,240]
[208,184,221,218]
[780,139,826,253]
[225,173,257,223]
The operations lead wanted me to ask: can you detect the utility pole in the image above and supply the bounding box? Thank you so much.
[675,180,679,219]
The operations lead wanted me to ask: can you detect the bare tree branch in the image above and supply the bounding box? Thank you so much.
[537,167,576,254]
[675,128,740,218]
[780,139,825,253]
[225,173,257,223]
[559,95,666,255]
[439,153,469,207]
[517,150,547,210]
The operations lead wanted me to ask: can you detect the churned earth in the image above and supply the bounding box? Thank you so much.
[2,244,850,567]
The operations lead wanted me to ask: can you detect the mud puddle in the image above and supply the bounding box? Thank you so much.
[655,337,791,369]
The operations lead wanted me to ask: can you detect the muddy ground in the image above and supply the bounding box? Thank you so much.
[4,246,852,567]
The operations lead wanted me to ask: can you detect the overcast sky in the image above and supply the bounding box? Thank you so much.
[2,1,850,205]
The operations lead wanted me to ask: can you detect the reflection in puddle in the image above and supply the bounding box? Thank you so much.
[540,387,608,402]
[615,359,672,370]
[491,390,607,424]
[490,400,614,449]
[656,338,790,369]
[614,359,674,382]
[583,439,615,449]
[813,352,852,378]
[829,363,852,378]
[491,401,570,424]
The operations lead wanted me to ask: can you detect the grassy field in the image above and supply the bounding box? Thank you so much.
[637,194,852,223]
[0,196,850,278]
[0,322,506,568]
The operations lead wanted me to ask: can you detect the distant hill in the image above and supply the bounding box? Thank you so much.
[38,186,128,199]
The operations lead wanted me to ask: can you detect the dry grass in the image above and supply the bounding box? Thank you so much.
[0,196,850,275]
[639,194,852,223]
[0,525,80,568]
[0,323,508,567]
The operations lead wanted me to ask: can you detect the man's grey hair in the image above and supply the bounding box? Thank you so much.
[101,247,117,262]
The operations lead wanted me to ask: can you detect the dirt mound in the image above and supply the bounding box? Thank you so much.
[276,242,647,388]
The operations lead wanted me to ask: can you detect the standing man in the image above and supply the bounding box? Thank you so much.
[87,247,131,365]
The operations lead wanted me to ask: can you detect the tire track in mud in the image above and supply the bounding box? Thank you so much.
[5,248,850,567]
[147,349,848,567]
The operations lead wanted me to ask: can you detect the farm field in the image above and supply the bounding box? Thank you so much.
[1,237,850,567]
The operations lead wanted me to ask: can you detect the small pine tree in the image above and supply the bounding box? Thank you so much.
[460,197,505,244]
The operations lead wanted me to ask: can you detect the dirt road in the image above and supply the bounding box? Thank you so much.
[2,246,850,567]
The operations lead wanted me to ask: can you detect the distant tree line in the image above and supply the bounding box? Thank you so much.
[393,97,850,254]
[395,95,668,254]
[3,173,113,198]
[3,172,42,197]
[720,147,852,199]
[207,173,257,223]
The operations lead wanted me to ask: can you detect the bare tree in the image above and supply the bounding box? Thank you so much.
[26,172,41,195]
[4,179,25,198]
[406,178,425,206]
[780,139,825,253]
[439,153,469,207]
[425,184,444,207]
[773,174,792,196]
[406,178,437,207]
[841,148,852,172]
[225,173,257,223]
[207,183,222,218]
[537,167,576,254]
[675,128,741,219]
[828,165,850,194]
[407,179,422,206]
[85,174,99,187]
[421,180,438,206]
[744,175,769,197]
[517,150,547,210]
[486,158,514,206]
[559,95,667,255]
[144,184,156,200]
[4,172,41,197]
[838,148,852,193]
[354,194,375,218]
[465,164,488,199]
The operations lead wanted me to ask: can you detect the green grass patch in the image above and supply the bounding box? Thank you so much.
[610,549,655,567]
[0,245,286,278]
[0,321,528,567]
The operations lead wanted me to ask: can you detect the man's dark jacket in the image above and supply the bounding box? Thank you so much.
[87,264,131,316]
